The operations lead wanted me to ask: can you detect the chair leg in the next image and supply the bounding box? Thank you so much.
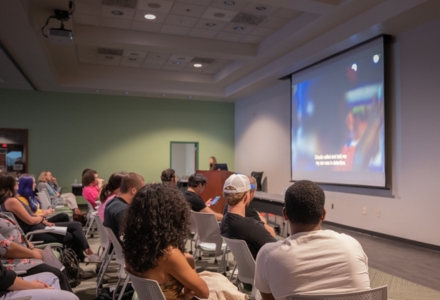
[229,263,237,280]
[96,249,114,297]
[116,276,130,300]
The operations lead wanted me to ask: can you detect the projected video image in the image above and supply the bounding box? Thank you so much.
[291,38,386,187]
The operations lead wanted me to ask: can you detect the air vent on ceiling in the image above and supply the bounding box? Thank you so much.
[98,48,124,56]
[231,12,267,25]
[191,57,215,64]
[102,0,137,9]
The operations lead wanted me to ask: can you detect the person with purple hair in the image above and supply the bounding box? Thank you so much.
[16,175,68,223]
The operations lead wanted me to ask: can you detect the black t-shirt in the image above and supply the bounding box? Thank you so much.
[103,196,127,239]
[220,212,277,259]
[183,191,206,212]
[223,204,261,221]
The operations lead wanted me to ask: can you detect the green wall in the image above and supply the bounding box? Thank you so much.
[0,89,235,192]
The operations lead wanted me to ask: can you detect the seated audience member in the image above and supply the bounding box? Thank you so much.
[254,180,370,300]
[37,171,83,218]
[220,174,276,259]
[160,168,177,186]
[0,213,72,291]
[97,172,128,221]
[17,175,69,223]
[104,172,144,239]
[209,156,217,171]
[183,173,223,221]
[223,176,275,236]
[0,260,79,300]
[0,174,101,263]
[122,184,246,300]
[82,169,104,209]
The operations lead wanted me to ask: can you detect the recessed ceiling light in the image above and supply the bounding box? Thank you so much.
[104,56,113,59]
[144,14,156,20]
[234,26,244,31]
[111,10,124,16]
[124,91,130,95]
[255,6,266,11]
[173,61,180,65]
[94,89,100,93]
[206,22,216,27]
[188,95,193,99]
[194,63,202,68]
[224,1,235,5]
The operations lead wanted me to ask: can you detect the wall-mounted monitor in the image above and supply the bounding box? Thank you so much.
[290,35,389,187]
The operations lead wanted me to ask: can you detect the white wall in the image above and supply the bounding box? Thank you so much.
[235,18,440,246]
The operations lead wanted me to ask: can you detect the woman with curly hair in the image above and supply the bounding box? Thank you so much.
[121,184,209,300]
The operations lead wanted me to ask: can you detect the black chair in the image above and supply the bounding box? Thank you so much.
[250,171,263,191]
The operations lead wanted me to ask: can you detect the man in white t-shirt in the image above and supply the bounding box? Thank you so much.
[254,180,370,300]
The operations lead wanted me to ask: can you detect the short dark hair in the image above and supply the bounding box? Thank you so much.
[0,173,16,204]
[160,168,175,183]
[284,180,325,225]
[188,173,207,188]
[120,172,144,193]
[82,169,97,186]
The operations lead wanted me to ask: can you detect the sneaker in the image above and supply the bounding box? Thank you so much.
[84,253,103,263]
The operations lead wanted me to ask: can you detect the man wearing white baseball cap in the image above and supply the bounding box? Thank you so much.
[220,174,277,259]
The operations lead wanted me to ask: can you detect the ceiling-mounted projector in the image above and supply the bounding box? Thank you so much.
[47,27,73,45]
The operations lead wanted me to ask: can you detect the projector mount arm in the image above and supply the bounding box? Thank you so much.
[41,1,75,38]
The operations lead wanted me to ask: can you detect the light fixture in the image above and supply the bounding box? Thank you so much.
[224,1,235,5]
[188,95,193,99]
[174,61,180,65]
[206,22,216,27]
[111,10,124,16]
[373,54,380,63]
[234,26,244,31]
[194,63,202,68]
[144,14,156,20]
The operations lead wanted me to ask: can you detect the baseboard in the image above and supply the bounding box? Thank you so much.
[323,221,440,252]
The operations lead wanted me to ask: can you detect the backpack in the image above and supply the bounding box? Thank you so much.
[60,248,82,288]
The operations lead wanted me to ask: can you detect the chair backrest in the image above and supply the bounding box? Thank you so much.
[223,237,255,285]
[104,226,124,264]
[191,211,223,255]
[250,172,263,191]
[125,269,166,300]
[286,285,387,300]
[37,191,51,209]
[93,214,110,249]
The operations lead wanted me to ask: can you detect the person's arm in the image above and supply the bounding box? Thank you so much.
[8,278,53,290]
[200,206,223,221]
[3,241,43,261]
[4,198,47,226]
[166,248,209,299]
[260,292,276,300]
[258,214,276,237]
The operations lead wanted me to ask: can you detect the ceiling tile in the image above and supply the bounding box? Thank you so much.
[194,18,228,31]
[248,26,275,37]
[102,0,137,8]
[75,0,101,4]
[170,3,208,18]
[259,17,288,29]
[169,55,194,62]
[203,68,218,74]
[210,0,248,11]
[176,0,213,6]
[242,3,278,16]
[272,8,302,20]
[98,53,122,66]
[120,56,144,67]
[137,0,175,13]
[78,57,97,64]
[123,50,148,58]
[215,31,244,42]
[160,24,191,36]
[134,10,168,22]
[75,2,101,16]
[163,62,186,70]
[101,5,135,20]
[188,28,218,39]
[73,14,100,26]
[222,22,255,34]
[146,52,171,61]
[142,63,164,69]
[165,14,199,27]
[131,20,163,32]
[100,17,132,29]
[202,7,239,22]
[240,34,264,44]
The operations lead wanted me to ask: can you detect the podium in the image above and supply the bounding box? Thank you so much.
[196,170,233,214]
